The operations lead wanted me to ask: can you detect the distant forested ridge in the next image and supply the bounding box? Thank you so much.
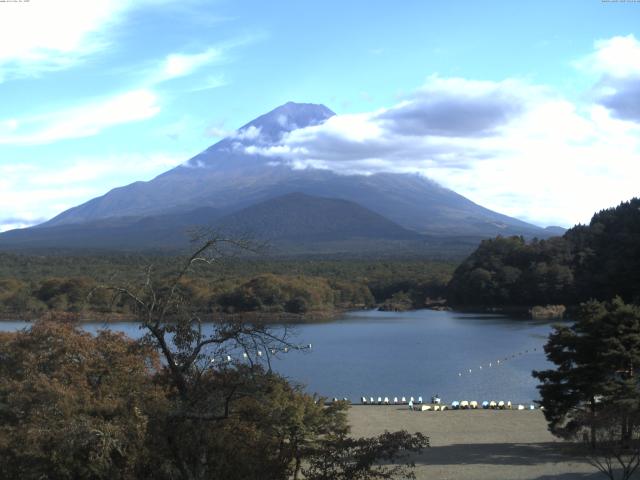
[0,256,453,320]
[447,198,640,307]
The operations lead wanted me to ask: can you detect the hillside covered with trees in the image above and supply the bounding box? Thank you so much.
[447,198,640,307]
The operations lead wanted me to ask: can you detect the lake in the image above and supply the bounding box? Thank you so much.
[0,309,560,404]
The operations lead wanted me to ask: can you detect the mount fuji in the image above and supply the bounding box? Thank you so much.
[0,102,557,254]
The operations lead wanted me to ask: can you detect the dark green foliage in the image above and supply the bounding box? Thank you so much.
[533,298,640,443]
[448,198,640,306]
[303,430,429,480]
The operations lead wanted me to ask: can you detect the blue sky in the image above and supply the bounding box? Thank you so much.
[1,0,639,231]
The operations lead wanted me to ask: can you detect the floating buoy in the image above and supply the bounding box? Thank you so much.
[458,372,462,376]
[257,350,263,356]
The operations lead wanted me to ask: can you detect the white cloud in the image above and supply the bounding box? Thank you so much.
[158,47,222,82]
[577,34,640,123]
[244,72,640,227]
[0,89,160,145]
[0,0,144,81]
[579,34,640,78]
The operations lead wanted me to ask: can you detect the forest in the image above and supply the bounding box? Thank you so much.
[0,241,429,479]
[447,198,640,307]
[0,255,454,320]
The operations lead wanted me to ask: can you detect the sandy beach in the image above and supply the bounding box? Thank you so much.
[348,406,601,480]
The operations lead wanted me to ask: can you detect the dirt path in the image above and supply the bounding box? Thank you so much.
[348,406,601,480]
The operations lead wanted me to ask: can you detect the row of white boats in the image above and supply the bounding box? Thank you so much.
[329,396,540,411]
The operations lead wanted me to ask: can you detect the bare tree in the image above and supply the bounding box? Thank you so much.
[107,233,300,480]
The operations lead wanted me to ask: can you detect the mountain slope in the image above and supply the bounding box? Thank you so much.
[2,101,557,253]
[216,192,422,242]
[0,194,428,253]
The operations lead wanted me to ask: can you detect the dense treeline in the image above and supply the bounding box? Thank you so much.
[448,198,640,306]
[0,257,453,319]
[0,239,430,479]
[0,320,427,479]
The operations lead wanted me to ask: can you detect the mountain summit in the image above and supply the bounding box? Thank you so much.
[1,102,555,252]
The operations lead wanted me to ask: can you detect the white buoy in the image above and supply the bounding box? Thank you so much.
[458,372,462,377]
[257,351,263,357]
[226,355,232,362]
[479,366,482,369]
[469,369,472,373]
[243,352,248,359]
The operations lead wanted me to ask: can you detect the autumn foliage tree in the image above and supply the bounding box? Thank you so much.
[0,236,428,479]
[0,321,162,480]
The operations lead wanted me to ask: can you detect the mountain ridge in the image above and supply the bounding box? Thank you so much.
[4,101,557,253]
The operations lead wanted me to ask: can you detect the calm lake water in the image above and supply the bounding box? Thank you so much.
[0,309,561,404]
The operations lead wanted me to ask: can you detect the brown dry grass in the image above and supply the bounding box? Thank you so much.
[348,406,601,480]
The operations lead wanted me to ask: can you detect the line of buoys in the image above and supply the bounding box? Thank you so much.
[208,344,312,364]
[456,347,541,377]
